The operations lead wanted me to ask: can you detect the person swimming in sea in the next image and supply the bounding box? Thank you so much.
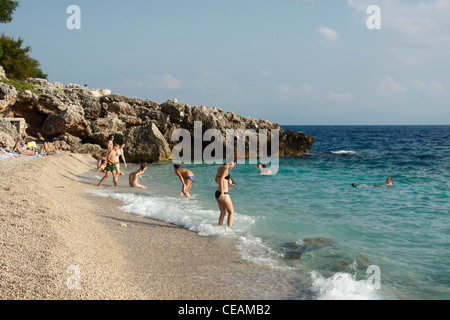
[129,163,148,189]
[259,163,279,176]
[173,164,195,200]
[215,159,237,228]
[353,177,394,188]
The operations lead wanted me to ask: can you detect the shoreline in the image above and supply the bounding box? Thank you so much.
[0,152,299,300]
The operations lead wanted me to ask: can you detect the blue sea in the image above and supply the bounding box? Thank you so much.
[89,125,450,300]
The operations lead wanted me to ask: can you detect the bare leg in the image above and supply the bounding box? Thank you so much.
[98,171,110,187]
[116,163,124,176]
[112,171,118,187]
[217,199,228,226]
[223,196,235,228]
[183,179,193,199]
[40,142,51,155]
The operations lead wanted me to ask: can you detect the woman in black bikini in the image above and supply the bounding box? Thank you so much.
[215,160,236,228]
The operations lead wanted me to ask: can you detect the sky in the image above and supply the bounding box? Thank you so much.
[1,0,449,125]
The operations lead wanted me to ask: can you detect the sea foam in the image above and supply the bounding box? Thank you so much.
[330,150,357,155]
[310,271,381,300]
[86,188,288,269]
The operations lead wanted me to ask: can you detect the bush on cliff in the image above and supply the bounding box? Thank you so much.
[0,34,47,80]
[0,1,47,80]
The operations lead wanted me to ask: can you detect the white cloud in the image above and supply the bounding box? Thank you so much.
[329,91,356,102]
[130,74,184,90]
[259,69,270,77]
[317,27,339,42]
[412,79,444,92]
[151,74,184,90]
[382,76,407,92]
[277,82,314,102]
[347,0,450,65]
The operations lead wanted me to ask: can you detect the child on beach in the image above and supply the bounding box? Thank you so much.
[173,164,195,200]
[97,153,107,172]
[97,144,119,187]
[129,163,148,189]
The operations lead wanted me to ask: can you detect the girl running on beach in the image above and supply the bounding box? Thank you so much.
[215,160,236,228]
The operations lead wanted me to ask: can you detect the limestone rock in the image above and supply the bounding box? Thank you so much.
[0,118,20,148]
[89,113,126,144]
[52,133,82,151]
[71,143,106,159]
[0,65,6,78]
[0,83,18,113]
[124,123,172,162]
[42,104,91,139]
[0,78,315,161]
[279,130,316,157]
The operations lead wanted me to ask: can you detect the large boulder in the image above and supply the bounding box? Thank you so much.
[51,133,83,151]
[0,118,20,148]
[0,83,18,113]
[42,104,91,139]
[71,143,106,159]
[124,123,172,162]
[279,130,316,157]
[89,113,126,144]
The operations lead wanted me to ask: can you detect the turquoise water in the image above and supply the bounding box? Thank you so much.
[89,125,450,300]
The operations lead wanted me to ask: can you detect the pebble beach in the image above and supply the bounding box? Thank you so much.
[0,152,297,300]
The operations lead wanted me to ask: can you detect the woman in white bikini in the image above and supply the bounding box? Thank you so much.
[115,143,127,176]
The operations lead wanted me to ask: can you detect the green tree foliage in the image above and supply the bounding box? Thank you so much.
[0,1,48,80]
[34,67,48,79]
[0,34,46,80]
[0,0,19,23]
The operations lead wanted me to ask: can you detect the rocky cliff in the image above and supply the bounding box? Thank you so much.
[0,76,315,162]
